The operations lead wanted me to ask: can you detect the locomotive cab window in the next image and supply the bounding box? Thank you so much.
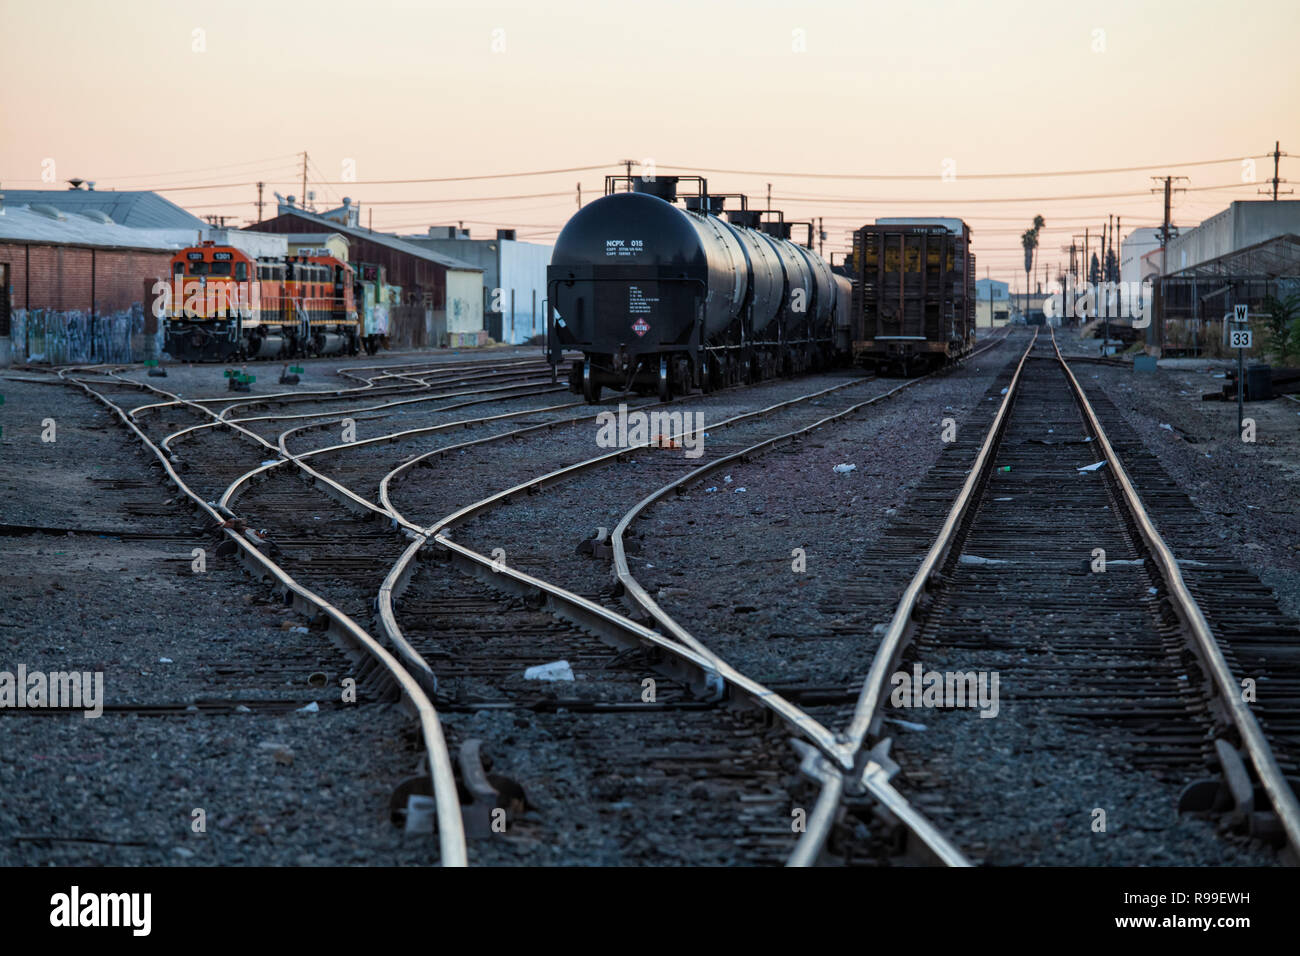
[209,262,231,276]
[235,262,248,282]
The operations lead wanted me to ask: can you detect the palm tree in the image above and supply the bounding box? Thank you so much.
[1021,215,1045,315]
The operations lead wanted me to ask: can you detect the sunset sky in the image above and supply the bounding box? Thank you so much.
[2,0,1296,288]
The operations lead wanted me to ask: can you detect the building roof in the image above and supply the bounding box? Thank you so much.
[260,206,482,272]
[1165,233,1300,280]
[0,189,207,230]
[0,203,197,251]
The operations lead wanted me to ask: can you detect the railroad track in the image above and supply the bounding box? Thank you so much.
[46,351,900,864]
[31,355,583,865]
[820,330,1300,864]
[370,334,1015,864]
[588,327,1300,865]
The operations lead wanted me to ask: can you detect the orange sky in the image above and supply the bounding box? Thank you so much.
[2,0,1296,288]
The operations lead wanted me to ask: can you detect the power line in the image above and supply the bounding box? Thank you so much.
[346,191,576,207]
[658,154,1280,182]
[294,163,614,186]
[770,182,1259,205]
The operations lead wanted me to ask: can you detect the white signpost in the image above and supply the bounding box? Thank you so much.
[1230,303,1250,434]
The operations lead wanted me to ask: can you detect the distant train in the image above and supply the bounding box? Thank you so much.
[546,176,852,402]
[849,219,976,374]
[160,241,393,361]
[545,176,972,401]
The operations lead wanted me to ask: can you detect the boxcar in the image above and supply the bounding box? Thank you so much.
[850,218,975,374]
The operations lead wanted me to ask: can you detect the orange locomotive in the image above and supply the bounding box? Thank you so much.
[161,241,362,360]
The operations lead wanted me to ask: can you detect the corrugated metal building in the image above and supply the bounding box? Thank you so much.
[0,187,208,230]
[1165,200,1300,274]
[249,202,484,348]
[402,227,553,344]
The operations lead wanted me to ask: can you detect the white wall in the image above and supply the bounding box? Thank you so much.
[1121,227,1163,285]
[446,269,483,334]
[498,240,551,343]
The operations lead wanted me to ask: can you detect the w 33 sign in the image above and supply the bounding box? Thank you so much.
[1230,329,1252,349]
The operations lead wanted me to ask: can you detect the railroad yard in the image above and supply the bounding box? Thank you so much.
[2,330,1297,870]
[5,10,1300,937]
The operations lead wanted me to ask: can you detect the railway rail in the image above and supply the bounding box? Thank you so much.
[32,331,1286,867]
[829,330,1300,863]
[36,352,910,864]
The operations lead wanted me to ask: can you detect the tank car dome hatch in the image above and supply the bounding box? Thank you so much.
[726,209,763,229]
[683,195,727,215]
[632,177,678,202]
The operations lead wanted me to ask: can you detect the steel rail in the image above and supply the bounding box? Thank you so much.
[155,379,570,454]
[58,372,469,866]
[843,331,1038,752]
[129,363,557,420]
[1050,329,1300,856]
[374,376,893,739]
[371,370,993,867]
[608,332,1014,866]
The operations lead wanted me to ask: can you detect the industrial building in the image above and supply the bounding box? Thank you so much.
[1164,200,1300,274]
[1149,201,1300,356]
[0,186,208,231]
[1119,227,1164,285]
[974,277,1010,327]
[0,197,200,365]
[402,227,552,345]
[250,201,485,349]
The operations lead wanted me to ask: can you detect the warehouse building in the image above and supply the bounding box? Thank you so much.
[0,186,207,231]
[250,201,485,348]
[0,198,197,365]
[1120,227,1164,285]
[974,277,1010,327]
[402,226,552,345]
[1164,200,1300,274]
[1149,201,1300,356]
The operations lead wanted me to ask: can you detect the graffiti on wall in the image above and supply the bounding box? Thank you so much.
[11,306,162,365]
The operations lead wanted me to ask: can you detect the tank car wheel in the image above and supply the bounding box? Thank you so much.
[582,360,602,404]
[657,356,672,403]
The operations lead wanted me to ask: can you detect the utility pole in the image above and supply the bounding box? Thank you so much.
[1103,215,1111,354]
[301,151,309,210]
[577,182,582,208]
[1151,176,1189,276]
[1115,216,1121,276]
[256,182,264,222]
[766,182,772,212]
[619,158,635,190]
[1258,140,1291,200]
[818,216,824,258]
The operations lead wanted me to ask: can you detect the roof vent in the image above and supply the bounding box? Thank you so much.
[30,203,66,221]
[496,229,516,241]
[80,209,114,224]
